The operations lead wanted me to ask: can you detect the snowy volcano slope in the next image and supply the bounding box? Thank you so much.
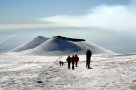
[21,36,115,55]
[0,53,136,90]
[11,36,49,52]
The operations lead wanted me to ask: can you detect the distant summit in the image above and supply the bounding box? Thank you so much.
[11,36,49,52]
[52,36,86,42]
[10,35,115,55]
[36,36,47,39]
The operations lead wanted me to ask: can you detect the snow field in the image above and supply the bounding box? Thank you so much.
[0,54,136,90]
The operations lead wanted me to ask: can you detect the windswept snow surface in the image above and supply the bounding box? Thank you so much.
[20,36,114,55]
[11,36,49,52]
[0,53,136,90]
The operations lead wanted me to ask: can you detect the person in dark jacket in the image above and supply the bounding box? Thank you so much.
[75,55,79,67]
[61,61,64,66]
[66,56,71,69]
[59,61,62,66]
[71,55,75,70]
[86,50,92,69]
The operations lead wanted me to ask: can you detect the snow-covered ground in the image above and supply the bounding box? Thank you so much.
[0,53,136,90]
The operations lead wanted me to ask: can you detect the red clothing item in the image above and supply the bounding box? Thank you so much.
[71,57,76,63]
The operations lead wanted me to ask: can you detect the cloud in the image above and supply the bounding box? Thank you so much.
[0,23,64,30]
[1,1,136,31]
[39,3,136,31]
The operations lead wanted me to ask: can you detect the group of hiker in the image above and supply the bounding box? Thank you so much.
[66,55,79,70]
[59,50,92,70]
[59,61,64,66]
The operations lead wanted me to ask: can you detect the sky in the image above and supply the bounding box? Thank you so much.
[0,0,136,53]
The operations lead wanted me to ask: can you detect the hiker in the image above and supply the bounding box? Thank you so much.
[59,61,62,66]
[86,50,92,69]
[59,61,61,66]
[75,55,79,67]
[71,55,75,70]
[61,61,64,66]
[67,56,71,69]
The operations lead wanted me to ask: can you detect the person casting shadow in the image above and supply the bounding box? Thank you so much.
[61,61,64,66]
[59,61,64,66]
[59,61,62,66]
[86,50,92,69]
[66,56,71,69]
[71,55,75,70]
[75,55,79,67]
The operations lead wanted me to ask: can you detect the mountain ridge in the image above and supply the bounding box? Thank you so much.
[10,36,49,52]
[10,36,115,55]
